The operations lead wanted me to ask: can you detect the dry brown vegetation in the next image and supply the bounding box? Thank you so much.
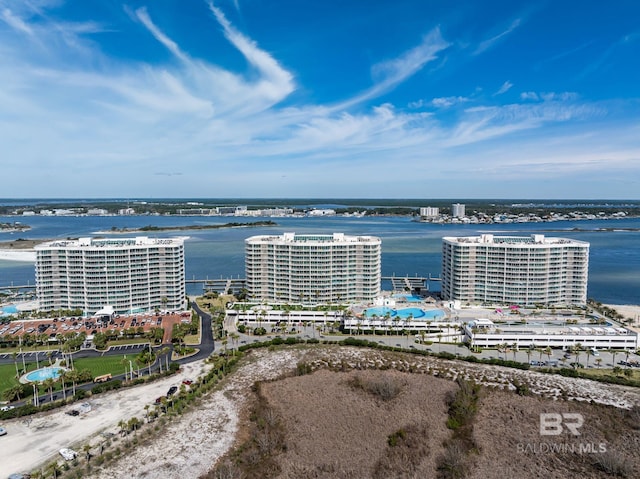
[206,346,640,479]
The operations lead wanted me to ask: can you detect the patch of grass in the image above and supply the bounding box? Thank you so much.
[208,381,286,479]
[374,423,431,479]
[73,355,137,378]
[438,378,483,479]
[592,451,633,477]
[0,362,22,393]
[349,373,403,401]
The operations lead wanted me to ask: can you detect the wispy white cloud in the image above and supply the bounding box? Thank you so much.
[336,27,450,109]
[431,96,469,108]
[207,1,294,104]
[495,80,513,95]
[474,18,521,55]
[136,7,190,63]
[0,2,636,198]
[521,91,539,101]
[1,8,34,35]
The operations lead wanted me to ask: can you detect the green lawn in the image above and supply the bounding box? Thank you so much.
[0,362,23,394]
[73,354,145,378]
[0,353,150,398]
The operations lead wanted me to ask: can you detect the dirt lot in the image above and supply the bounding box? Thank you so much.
[260,368,456,478]
[5,346,640,478]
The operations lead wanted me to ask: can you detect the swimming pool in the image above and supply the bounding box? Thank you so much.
[24,366,65,382]
[363,307,445,320]
[392,294,423,303]
[0,305,19,316]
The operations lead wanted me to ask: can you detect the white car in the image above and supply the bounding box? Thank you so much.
[59,448,77,460]
[1,405,15,412]
[0,427,7,436]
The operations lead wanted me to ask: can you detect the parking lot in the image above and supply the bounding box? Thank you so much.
[0,311,194,348]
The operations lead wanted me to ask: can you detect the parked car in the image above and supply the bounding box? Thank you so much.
[155,396,164,404]
[1,405,15,412]
[65,409,79,416]
[0,427,7,436]
[167,386,178,397]
[182,379,193,386]
[59,448,78,461]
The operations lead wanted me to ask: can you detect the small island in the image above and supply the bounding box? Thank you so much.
[106,220,277,233]
[0,221,31,233]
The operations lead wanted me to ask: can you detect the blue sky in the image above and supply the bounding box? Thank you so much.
[1,0,639,199]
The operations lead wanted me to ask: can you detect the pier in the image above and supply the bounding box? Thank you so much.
[2,275,442,296]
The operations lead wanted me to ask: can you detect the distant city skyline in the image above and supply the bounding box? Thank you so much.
[1,1,639,199]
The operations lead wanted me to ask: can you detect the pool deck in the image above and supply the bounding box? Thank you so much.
[18,360,67,384]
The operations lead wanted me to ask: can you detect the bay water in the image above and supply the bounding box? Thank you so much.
[1,214,639,305]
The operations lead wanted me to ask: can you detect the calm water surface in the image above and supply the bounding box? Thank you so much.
[1,215,639,305]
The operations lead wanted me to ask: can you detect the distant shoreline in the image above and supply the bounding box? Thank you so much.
[0,221,278,261]
[95,220,277,234]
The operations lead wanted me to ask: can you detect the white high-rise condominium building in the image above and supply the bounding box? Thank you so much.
[441,234,589,306]
[245,232,381,303]
[452,203,466,218]
[420,207,439,218]
[35,237,186,315]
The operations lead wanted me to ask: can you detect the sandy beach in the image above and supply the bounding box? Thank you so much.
[0,249,36,262]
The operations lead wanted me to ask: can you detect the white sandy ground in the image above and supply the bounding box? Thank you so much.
[0,360,208,478]
[0,249,36,262]
[3,346,638,479]
[1,305,639,477]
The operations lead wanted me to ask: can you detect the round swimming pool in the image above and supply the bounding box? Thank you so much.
[24,366,65,382]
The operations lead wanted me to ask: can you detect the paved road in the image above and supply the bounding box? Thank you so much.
[2,301,215,407]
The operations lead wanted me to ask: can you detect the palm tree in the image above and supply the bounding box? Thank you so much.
[161,346,171,371]
[525,346,533,365]
[625,349,631,368]
[83,444,92,462]
[3,383,24,402]
[121,356,130,381]
[59,370,69,400]
[544,346,552,364]
[70,369,82,396]
[118,419,127,437]
[47,461,62,479]
[572,343,583,368]
[11,351,19,378]
[595,358,603,369]
[611,349,619,368]
[586,349,593,367]
[43,377,55,402]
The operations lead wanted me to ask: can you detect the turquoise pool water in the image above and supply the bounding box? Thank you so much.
[363,307,445,320]
[392,294,423,303]
[24,367,65,382]
[0,305,18,316]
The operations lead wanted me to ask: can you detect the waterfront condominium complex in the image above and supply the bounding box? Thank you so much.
[441,234,589,306]
[35,237,186,315]
[245,232,381,303]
